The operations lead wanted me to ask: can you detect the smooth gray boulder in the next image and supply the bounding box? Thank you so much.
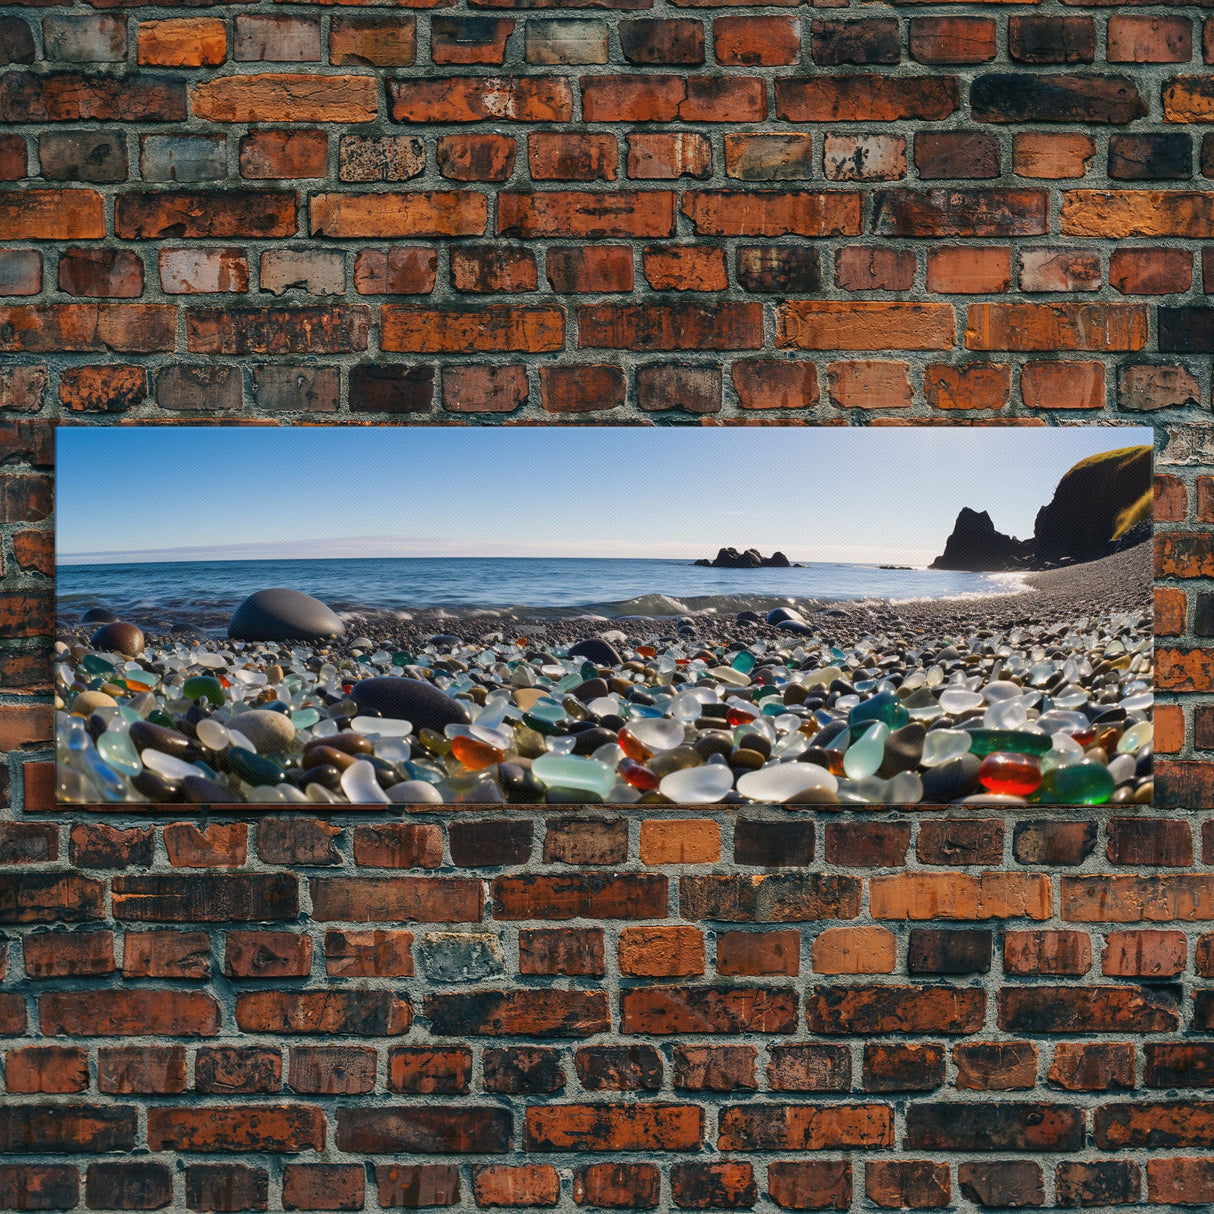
[228,588,345,642]
[349,675,471,732]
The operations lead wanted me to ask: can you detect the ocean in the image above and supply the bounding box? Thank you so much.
[57,557,1030,633]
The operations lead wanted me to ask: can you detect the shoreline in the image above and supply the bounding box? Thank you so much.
[55,541,1151,651]
[54,542,1153,808]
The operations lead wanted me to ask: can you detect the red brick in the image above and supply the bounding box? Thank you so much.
[0,822,57,864]
[618,925,705,977]
[288,1047,375,1096]
[387,1047,471,1094]
[390,76,572,123]
[0,249,39,295]
[1013,132,1096,180]
[579,302,762,350]
[0,71,185,123]
[1102,930,1186,977]
[966,302,1147,351]
[138,18,226,66]
[58,364,148,413]
[835,247,915,292]
[767,1044,850,1092]
[926,246,1011,294]
[443,364,528,413]
[865,1161,950,1210]
[1056,1160,1141,1206]
[518,927,605,976]
[0,304,174,353]
[673,1046,756,1094]
[671,1162,756,1210]
[808,985,985,1035]
[40,990,221,1037]
[1021,360,1105,409]
[375,1165,460,1209]
[380,304,563,353]
[451,245,537,293]
[863,1043,946,1093]
[827,360,912,410]
[573,1162,659,1209]
[185,1165,268,1213]
[717,930,800,977]
[528,131,616,181]
[1061,190,1214,238]
[643,245,727,292]
[1156,587,1188,635]
[619,19,703,65]
[767,1161,851,1211]
[720,1104,892,1151]
[427,989,608,1038]
[875,189,1047,238]
[1155,703,1186,753]
[1148,1159,1214,1205]
[776,76,957,122]
[282,1165,364,1212]
[24,930,115,977]
[436,133,516,182]
[954,1042,1038,1091]
[546,246,633,293]
[1019,247,1102,293]
[583,74,764,123]
[123,930,211,979]
[68,825,152,874]
[149,1106,324,1153]
[117,190,296,239]
[1048,1042,1135,1092]
[1111,247,1193,295]
[924,363,1010,411]
[324,929,414,977]
[431,16,511,64]
[715,16,799,65]
[330,15,416,66]
[916,131,1000,180]
[239,129,327,179]
[474,1165,560,1209]
[5,1045,88,1094]
[196,1046,282,1095]
[909,17,995,64]
[353,246,437,295]
[622,987,796,1034]
[636,364,720,413]
[812,926,897,975]
[193,73,374,122]
[311,192,485,238]
[683,190,860,237]
[627,132,711,180]
[236,990,411,1036]
[732,360,818,410]
[353,822,443,868]
[500,190,673,238]
[1107,818,1193,866]
[526,1104,703,1152]
[1108,15,1192,62]
[225,931,313,979]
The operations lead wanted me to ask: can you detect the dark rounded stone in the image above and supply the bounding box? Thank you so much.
[83,607,117,623]
[921,754,982,804]
[571,677,609,704]
[227,588,345,642]
[572,726,617,756]
[182,775,243,804]
[568,638,622,667]
[349,676,471,733]
[89,621,144,657]
[427,635,463,647]
[737,611,763,625]
[129,720,192,757]
[879,723,927,778]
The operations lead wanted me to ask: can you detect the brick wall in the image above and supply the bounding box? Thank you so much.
[3,0,1214,1208]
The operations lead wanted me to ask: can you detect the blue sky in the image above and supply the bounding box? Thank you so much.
[57,425,1153,567]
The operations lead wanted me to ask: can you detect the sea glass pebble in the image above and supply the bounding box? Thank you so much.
[659,764,734,804]
[978,751,1042,797]
[340,759,389,804]
[1037,759,1115,806]
[921,730,973,767]
[737,762,838,803]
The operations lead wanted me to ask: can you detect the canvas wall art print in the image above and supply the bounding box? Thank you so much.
[55,425,1154,809]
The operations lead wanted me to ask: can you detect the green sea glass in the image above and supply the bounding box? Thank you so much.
[966,729,1051,758]
[183,675,226,705]
[849,690,909,731]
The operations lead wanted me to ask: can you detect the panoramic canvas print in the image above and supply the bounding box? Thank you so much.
[55,425,1154,808]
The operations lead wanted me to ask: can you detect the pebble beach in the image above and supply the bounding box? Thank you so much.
[55,543,1154,809]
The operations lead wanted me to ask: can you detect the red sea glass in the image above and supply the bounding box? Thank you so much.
[620,758,659,790]
[450,734,503,771]
[618,728,649,762]
[978,751,1042,797]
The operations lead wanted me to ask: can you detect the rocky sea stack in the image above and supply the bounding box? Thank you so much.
[696,547,795,569]
[931,444,1152,573]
